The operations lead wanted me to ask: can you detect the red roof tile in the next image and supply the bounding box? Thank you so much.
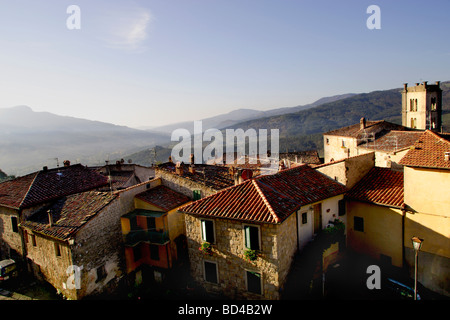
[346,167,404,208]
[0,164,108,209]
[135,185,190,211]
[358,131,423,152]
[179,165,347,224]
[324,120,410,138]
[399,130,450,169]
[20,191,117,241]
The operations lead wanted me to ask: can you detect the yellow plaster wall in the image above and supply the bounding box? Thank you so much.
[404,167,450,217]
[347,201,404,267]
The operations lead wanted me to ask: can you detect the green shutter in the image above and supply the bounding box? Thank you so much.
[244,226,251,249]
[202,220,214,243]
[193,190,201,200]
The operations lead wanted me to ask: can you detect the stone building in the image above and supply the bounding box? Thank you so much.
[18,177,164,299]
[179,165,347,299]
[402,81,442,132]
[323,118,417,165]
[155,161,235,199]
[93,162,155,191]
[0,164,108,264]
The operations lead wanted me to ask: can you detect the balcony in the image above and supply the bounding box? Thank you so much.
[124,228,170,246]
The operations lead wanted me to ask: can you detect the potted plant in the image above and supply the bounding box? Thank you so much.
[244,248,258,261]
[199,242,213,255]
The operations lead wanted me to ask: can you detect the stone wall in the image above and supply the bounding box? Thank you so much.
[316,152,374,189]
[185,213,298,300]
[24,232,74,297]
[0,207,22,260]
[155,169,217,199]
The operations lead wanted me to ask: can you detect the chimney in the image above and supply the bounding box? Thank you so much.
[175,162,183,175]
[360,117,366,130]
[436,81,440,87]
[48,210,53,227]
[190,154,195,165]
[415,83,420,86]
[63,160,70,167]
[234,168,243,185]
[43,166,48,171]
[403,83,408,90]
[168,156,173,164]
[189,164,196,174]
[445,152,450,161]
[423,81,427,87]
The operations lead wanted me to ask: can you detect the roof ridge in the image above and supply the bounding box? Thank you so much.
[425,129,450,146]
[251,179,280,223]
[18,172,39,209]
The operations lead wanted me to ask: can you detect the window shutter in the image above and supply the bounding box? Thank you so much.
[202,220,214,243]
[244,226,251,249]
[201,220,207,241]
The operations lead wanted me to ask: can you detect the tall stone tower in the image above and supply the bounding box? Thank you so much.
[402,81,442,132]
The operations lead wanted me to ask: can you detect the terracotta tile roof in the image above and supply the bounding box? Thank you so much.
[357,130,423,152]
[399,130,450,170]
[156,162,235,191]
[346,167,404,208]
[20,191,117,241]
[179,165,347,224]
[135,185,190,211]
[324,120,411,138]
[0,164,108,209]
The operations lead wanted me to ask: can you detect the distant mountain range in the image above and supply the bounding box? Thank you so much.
[0,106,169,176]
[1,82,449,176]
[125,81,450,165]
[149,93,357,134]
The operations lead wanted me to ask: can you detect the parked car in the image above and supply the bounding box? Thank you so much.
[0,259,18,282]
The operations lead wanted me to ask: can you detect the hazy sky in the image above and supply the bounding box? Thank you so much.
[1,0,449,128]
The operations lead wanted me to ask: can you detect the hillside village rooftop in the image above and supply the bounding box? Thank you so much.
[0,164,108,210]
[180,164,347,224]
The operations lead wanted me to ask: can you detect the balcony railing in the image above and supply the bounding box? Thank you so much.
[124,229,169,246]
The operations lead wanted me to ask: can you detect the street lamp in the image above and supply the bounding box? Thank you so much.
[411,236,423,300]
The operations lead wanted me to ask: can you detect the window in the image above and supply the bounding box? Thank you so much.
[341,140,346,147]
[133,244,142,262]
[193,190,202,200]
[301,212,307,224]
[244,225,260,251]
[415,99,418,111]
[354,216,364,232]
[54,243,61,257]
[326,138,329,145]
[204,261,218,284]
[201,219,215,244]
[431,97,437,110]
[411,118,417,129]
[150,244,160,261]
[11,216,18,233]
[147,217,156,231]
[338,199,346,216]
[246,271,262,295]
[96,265,107,282]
